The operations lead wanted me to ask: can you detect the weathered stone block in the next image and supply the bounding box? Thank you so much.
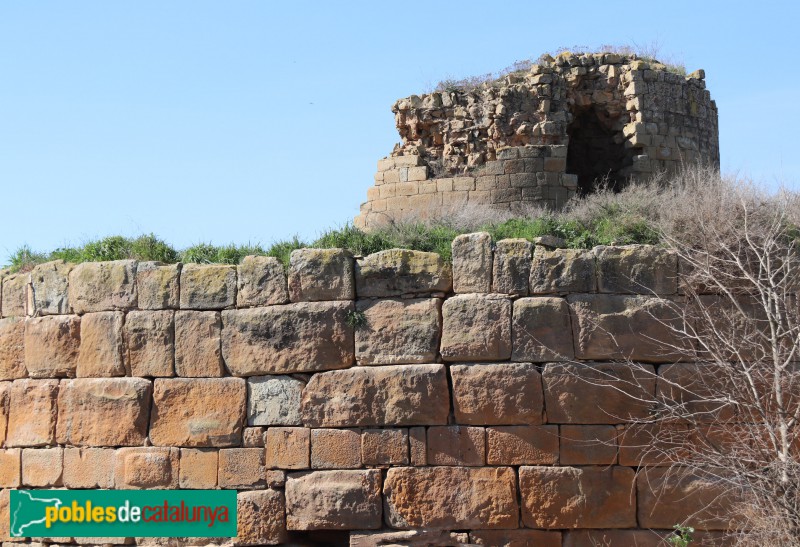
[149,378,245,447]
[289,249,355,302]
[595,245,678,294]
[530,248,596,294]
[6,379,58,447]
[362,428,408,466]
[63,448,115,488]
[452,232,493,293]
[409,426,426,466]
[57,378,152,446]
[178,448,218,489]
[236,490,287,545]
[247,375,304,426]
[0,318,26,380]
[451,363,543,425]
[441,294,511,361]
[265,427,310,470]
[301,364,449,427]
[657,362,736,423]
[543,363,656,424]
[560,425,618,465]
[77,311,125,377]
[1,272,29,317]
[563,530,669,547]
[618,422,690,466]
[384,466,518,529]
[355,298,441,365]
[221,302,354,375]
[0,449,20,487]
[22,447,63,487]
[569,294,687,362]
[237,255,289,307]
[69,260,137,312]
[355,249,452,297]
[353,530,471,546]
[218,448,264,489]
[31,260,72,315]
[174,310,223,377]
[285,469,382,530]
[512,297,574,361]
[427,426,485,466]
[311,428,361,469]
[493,238,533,296]
[242,426,266,447]
[0,382,7,445]
[180,263,237,310]
[124,310,175,377]
[470,530,562,547]
[135,262,180,309]
[520,466,636,528]
[114,447,179,489]
[487,425,558,465]
[24,315,80,378]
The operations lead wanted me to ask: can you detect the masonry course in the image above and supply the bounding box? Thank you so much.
[0,239,735,545]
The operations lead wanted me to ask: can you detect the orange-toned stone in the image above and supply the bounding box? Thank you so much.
[487,426,558,465]
[426,426,485,466]
[22,447,63,487]
[409,427,426,466]
[124,310,175,377]
[451,363,543,425]
[218,448,264,489]
[179,263,236,310]
[6,379,58,447]
[77,311,125,377]
[0,318,26,380]
[57,378,152,446]
[149,378,245,447]
[242,427,266,448]
[174,311,223,377]
[441,294,511,361]
[285,469,382,530]
[63,447,115,488]
[0,382,9,445]
[618,422,690,466]
[511,297,574,362]
[354,298,441,365]
[383,466,518,529]
[311,429,361,469]
[69,260,138,313]
[471,530,562,547]
[362,429,408,466]
[563,530,669,546]
[0,449,20,487]
[288,248,355,302]
[114,447,179,489]
[179,448,218,489]
[1,272,30,317]
[560,425,618,465]
[136,262,180,310]
[520,465,636,528]
[265,427,309,470]
[236,255,289,308]
[236,489,288,545]
[24,315,80,378]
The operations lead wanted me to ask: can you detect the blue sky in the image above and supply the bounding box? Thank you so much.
[1,1,798,258]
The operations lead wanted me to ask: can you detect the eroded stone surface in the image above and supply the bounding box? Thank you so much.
[149,378,245,447]
[124,310,175,377]
[362,428,409,466]
[441,294,511,361]
[222,302,354,376]
[451,363,543,425]
[265,427,310,470]
[236,489,287,545]
[493,238,533,296]
[7,379,59,447]
[530,248,596,294]
[426,426,485,466]
[69,260,137,313]
[63,448,115,488]
[286,470,382,530]
[22,447,63,487]
[24,315,80,378]
[452,232,493,293]
[595,245,678,294]
[0,318,26,380]
[247,375,304,426]
[512,297,574,362]
[179,448,218,489]
[355,298,441,365]
[114,447,179,489]
[31,260,72,315]
[218,448,265,489]
[1,272,29,317]
[180,264,237,310]
[77,312,125,377]
[487,425,558,465]
[135,262,180,310]
[289,249,355,302]
[237,256,289,307]
[311,428,361,469]
[355,249,452,297]
[301,364,449,427]
[384,466,518,529]
[175,311,223,377]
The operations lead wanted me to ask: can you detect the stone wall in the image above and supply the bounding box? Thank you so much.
[355,52,719,229]
[0,240,732,546]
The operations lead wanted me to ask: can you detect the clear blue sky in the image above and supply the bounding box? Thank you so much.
[2,1,798,258]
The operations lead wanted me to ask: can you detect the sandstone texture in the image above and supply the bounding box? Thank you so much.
[451,362,543,425]
[354,298,441,365]
[355,249,452,297]
[311,428,361,469]
[24,315,80,378]
[493,238,533,296]
[237,489,287,545]
[174,310,223,377]
[441,294,511,361]
[69,260,137,312]
[30,260,72,315]
[136,262,180,309]
[512,297,574,361]
[77,311,125,377]
[180,263,237,310]
[288,248,355,302]
[114,447,179,489]
[6,379,59,447]
[452,232,493,293]
[237,255,288,307]
[247,375,304,426]
[124,310,175,377]
[530,248,596,294]
[0,317,25,379]
[285,470,382,530]
[595,244,678,294]
[1,272,29,317]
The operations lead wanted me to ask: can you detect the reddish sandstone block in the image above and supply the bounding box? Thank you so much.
[6,379,58,447]
[441,294,511,361]
[657,363,736,423]
[426,426,485,466]
[242,427,266,447]
[354,249,452,298]
[409,427,426,466]
[0,449,20,487]
[354,298,441,365]
[487,426,558,465]
[288,249,355,302]
[520,466,636,528]
[57,378,152,446]
[124,310,175,377]
[311,429,361,469]
[0,318,26,380]
[362,429,408,466]
[563,530,669,546]
[77,311,125,377]
[511,297,574,362]
[595,244,678,295]
[237,255,289,308]
[619,422,690,466]
[24,315,80,378]
[179,263,237,310]
[471,530,562,547]
[22,447,63,487]
[236,489,287,545]
[149,378,245,447]
[114,447,179,489]
[265,427,310,470]
[285,469,382,530]
[451,363,543,425]
[69,260,138,313]
[179,448,218,489]
[63,448,115,488]
[174,311,223,377]
[136,262,180,310]
[383,466,518,529]
[1,272,30,317]
[219,448,265,489]
[560,425,618,465]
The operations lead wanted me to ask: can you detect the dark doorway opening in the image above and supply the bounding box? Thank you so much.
[566,106,631,195]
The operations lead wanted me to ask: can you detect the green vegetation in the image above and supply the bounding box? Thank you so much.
[668,524,694,546]
[345,309,368,329]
